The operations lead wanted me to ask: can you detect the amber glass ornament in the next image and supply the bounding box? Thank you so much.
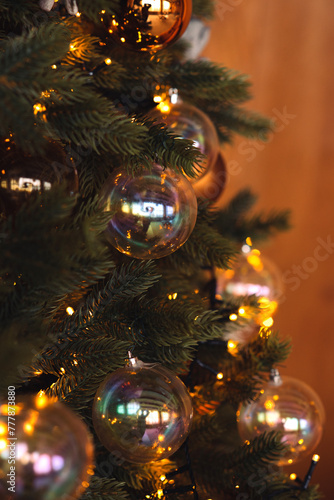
[101,164,197,259]
[0,140,78,217]
[105,0,192,52]
[238,370,325,466]
[92,357,193,463]
[192,151,227,201]
[0,394,94,499]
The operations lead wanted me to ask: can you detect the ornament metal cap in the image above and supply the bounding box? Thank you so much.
[269,368,282,385]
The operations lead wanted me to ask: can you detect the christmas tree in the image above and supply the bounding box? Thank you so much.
[0,1,324,499]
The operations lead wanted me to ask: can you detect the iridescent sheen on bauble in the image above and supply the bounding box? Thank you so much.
[0,396,94,500]
[238,374,325,465]
[149,101,219,181]
[101,165,197,259]
[92,360,193,463]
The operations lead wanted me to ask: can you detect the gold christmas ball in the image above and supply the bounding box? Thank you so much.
[105,0,192,52]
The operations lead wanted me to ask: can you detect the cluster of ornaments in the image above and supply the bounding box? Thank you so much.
[0,357,193,500]
[22,0,221,263]
[100,91,223,260]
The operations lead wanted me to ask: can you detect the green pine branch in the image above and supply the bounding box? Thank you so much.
[45,98,148,154]
[109,459,175,494]
[0,188,115,391]
[76,0,118,21]
[214,189,291,242]
[0,319,48,395]
[81,477,129,500]
[144,122,204,177]
[62,32,101,65]
[0,189,112,320]
[0,22,70,81]
[193,431,286,497]
[65,261,160,331]
[228,431,286,477]
[92,61,128,91]
[0,22,71,150]
[235,210,292,241]
[216,188,258,222]
[34,337,129,382]
[0,0,42,28]
[188,329,291,407]
[216,330,292,404]
[162,213,237,274]
[265,480,322,500]
[167,60,252,104]
[192,0,215,19]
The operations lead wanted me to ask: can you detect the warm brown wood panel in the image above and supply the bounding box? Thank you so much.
[203,1,334,495]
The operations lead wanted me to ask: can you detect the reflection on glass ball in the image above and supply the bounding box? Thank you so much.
[0,140,78,217]
[149,101,219,181]
[238,373,325,465]
[101,165,197,259]
[215,250,283,324]
[92,359,193,463]
[105,0,192,52]
[0,394,94,500]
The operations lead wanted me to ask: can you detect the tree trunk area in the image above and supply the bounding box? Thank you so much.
[204,1,334,495]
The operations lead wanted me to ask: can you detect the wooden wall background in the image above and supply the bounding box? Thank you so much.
[202,1,334,496]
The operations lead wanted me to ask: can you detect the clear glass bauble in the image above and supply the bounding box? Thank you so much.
[215,250,283,324]
[105,0,192,52]
[0,394,94,499]
[237,374,325,465]
[0,140,78,217]
[92,359,193,463]
[101,165,197,259]
[148,101,219,181]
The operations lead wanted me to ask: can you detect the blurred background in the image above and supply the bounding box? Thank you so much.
[203,1,334,496]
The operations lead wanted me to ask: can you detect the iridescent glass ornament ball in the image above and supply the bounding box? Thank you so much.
[0,140,78,217]
[92,359,193,463]
[105,0,192,52]
[0,394,94,500]
[101,165,197,259]
[215,250,283,324]
[238,371,325,465]
[148,101,219,181]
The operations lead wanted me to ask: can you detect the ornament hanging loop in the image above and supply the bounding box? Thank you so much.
[169,88,179,105]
